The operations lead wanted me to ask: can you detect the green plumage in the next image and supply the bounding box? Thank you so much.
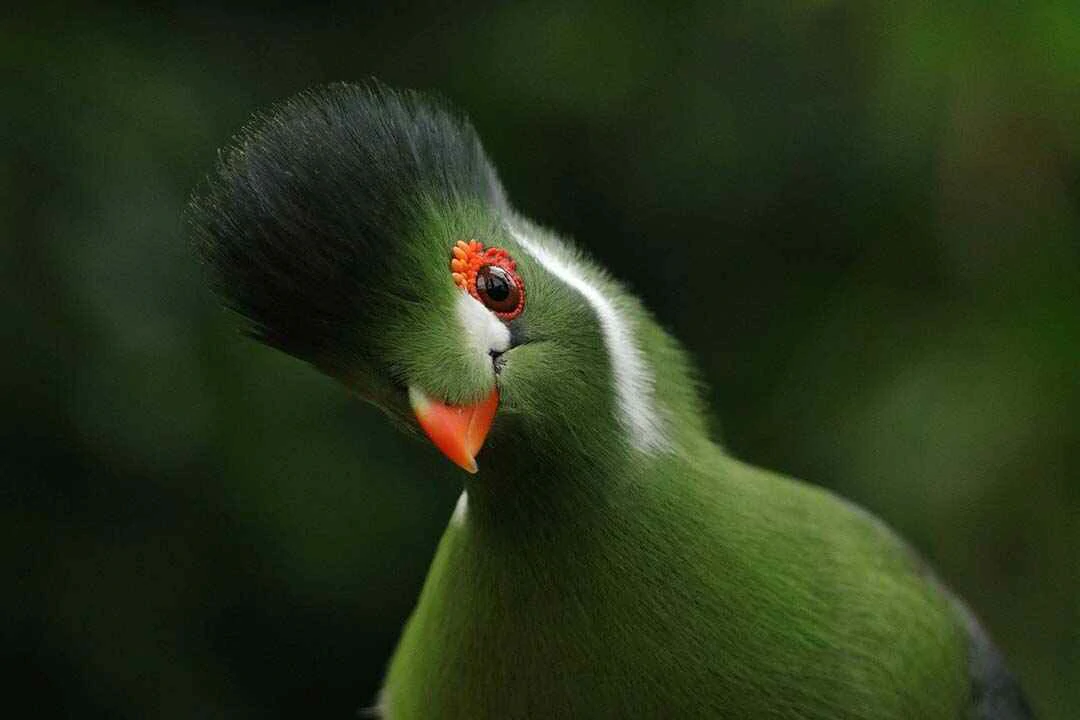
[187,83,1032,719]
[387,453,966,718]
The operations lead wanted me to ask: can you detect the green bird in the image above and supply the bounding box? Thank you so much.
[187,83,1033,719]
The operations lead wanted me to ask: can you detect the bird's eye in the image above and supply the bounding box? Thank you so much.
[476,265,522,315]
[450,240,526,320]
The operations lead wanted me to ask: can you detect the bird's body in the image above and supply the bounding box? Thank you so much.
[188,84,1033,719]
[387,452,966,719]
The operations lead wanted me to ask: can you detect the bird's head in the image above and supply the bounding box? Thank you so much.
[189,84,700,484]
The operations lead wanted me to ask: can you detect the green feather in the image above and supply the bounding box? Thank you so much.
[387,453,967,718]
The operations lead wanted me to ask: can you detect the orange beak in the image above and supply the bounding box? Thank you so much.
[408,386,499,473]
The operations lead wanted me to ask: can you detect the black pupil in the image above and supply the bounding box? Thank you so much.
[477,266,512,303]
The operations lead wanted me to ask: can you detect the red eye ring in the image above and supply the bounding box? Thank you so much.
[450,240,526,320]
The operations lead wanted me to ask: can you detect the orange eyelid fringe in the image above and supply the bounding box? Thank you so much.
[450,239,526,319]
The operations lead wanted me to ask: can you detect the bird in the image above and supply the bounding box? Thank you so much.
[187,83,1034,719]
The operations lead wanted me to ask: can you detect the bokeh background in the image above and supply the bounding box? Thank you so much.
[4,2,1077,717]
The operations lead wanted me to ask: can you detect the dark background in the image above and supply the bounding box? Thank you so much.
[4,2,1077,717]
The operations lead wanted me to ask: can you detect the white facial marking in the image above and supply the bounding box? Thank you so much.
[451,490,468,526]
[508,225,670,453]
[456,291,510,372]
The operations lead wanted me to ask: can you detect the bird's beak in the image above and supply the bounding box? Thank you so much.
[408,386,499,474]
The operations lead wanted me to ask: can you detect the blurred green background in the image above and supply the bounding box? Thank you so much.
[4,2,1077,717]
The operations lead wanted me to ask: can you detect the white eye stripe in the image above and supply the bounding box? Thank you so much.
[508,224,670,454]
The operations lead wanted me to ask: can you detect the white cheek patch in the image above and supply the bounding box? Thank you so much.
[508,224,670,454]
[456,290,510,372]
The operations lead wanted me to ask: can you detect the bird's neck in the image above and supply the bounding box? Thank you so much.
[462,306,713,533]
[462,415,716,544]
[463,442,634,535]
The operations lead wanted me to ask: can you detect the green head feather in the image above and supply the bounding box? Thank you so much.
[187,82,706,479]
